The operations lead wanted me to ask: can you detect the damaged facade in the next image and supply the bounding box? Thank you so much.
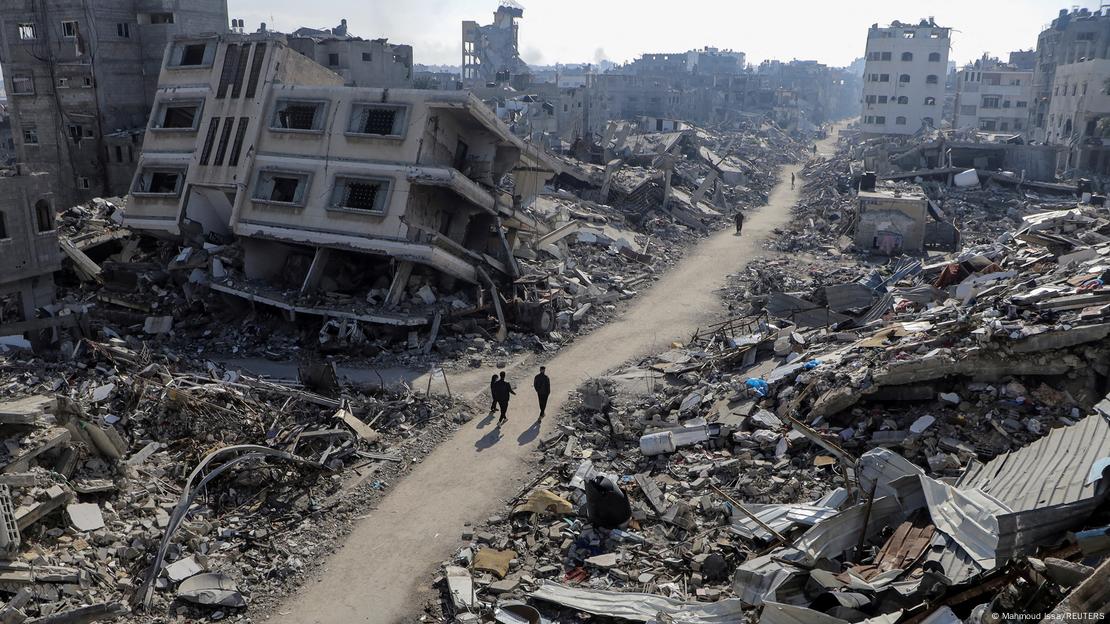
[1029,7,1110,145]
[287,19,414,88]
[0,0,230,205]
[462,1,530,88]
[125,33,554,332]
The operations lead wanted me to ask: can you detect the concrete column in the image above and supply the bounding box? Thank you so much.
[385,261,414,308]
[300,247,332,295]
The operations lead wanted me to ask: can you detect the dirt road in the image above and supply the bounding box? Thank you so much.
[270,133,838,624]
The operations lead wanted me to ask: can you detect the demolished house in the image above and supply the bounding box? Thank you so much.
[426,131,1110,623]
[125,33,557,338]
[853,185,960,256]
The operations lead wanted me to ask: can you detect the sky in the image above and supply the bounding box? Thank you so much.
[227,0,1095,69]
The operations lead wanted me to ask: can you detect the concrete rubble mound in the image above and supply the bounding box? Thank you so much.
[427,131,1110,623]
[0,338,473,622]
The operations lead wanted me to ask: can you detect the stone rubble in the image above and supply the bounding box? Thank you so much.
[425,128,1110,623]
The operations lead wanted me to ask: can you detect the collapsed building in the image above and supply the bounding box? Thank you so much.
[462,1,531,88]
[124,32,557,337]
[427,128,1110,624]
[286,19,415,88]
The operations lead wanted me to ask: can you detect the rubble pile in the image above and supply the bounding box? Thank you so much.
[768,152,857,255]
[428,143,1110,622]
[0,337,474,622]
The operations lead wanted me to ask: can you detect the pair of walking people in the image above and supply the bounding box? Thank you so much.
[488,367,551,427]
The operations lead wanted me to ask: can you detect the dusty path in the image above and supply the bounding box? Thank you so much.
[270,132,840,624]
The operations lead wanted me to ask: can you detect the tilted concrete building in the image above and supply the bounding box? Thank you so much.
[860,19,950,135]
[126,33,554,328]
[0,0,229,205]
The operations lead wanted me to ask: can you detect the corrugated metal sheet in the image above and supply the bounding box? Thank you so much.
[531,581,747,622]
[849,516,935,581]
[731,502,842,542]
[796,497,906,562]
[1096,394,1110,419]
[733,552,806,607]
[854,294,895,326]
[760,601,902,624]
[923,531,983,585]
[824,283,876,312]
[957,414,1110,512]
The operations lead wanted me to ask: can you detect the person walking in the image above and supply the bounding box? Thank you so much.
[790,172,795,189]
[493,371,515,427]
[533,366,551,419]
[734,211,745,235]
[488,374,499,415]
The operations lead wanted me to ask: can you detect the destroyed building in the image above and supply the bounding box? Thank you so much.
[0,0,230,205]
[953,54,1034,136]
[860,19,950,135]
[1029,7,1110,145]
[287,19,414,88]
[427,127,1110,624]
[125,33,556,333]
[462,1,531,88]
[0,168,61,343]
[853,187,930,255]
[1044,57,1110,176]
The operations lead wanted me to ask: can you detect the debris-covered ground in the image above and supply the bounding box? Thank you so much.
[0,119,809,624]
[426,127,1110,623]
[0,338,476,622]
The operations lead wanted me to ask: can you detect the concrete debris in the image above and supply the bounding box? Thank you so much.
[426,130,1110,623]
[0,331,472,621]
[63,503,104,532]
[176,573,247,608]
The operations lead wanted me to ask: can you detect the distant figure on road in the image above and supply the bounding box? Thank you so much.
[734,211,745,235]
[493,371,516,427]
[812,144,818,155]
[533,366,551,419]
[488,374,499,415]
[790,172,795,189]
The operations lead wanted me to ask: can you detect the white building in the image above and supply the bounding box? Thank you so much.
[860,19,950,135]
[953,58,1033,136]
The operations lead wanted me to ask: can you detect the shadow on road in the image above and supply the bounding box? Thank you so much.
[516,418,542,446]
[476,409,496,430]
[475,426,503,452]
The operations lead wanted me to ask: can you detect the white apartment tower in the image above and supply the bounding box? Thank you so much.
[860,19,951,135]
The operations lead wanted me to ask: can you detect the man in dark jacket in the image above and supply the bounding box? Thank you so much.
[493,371,515,427]
[734,211,745,235]
[533,366,551,419]
[488,374,500,415]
